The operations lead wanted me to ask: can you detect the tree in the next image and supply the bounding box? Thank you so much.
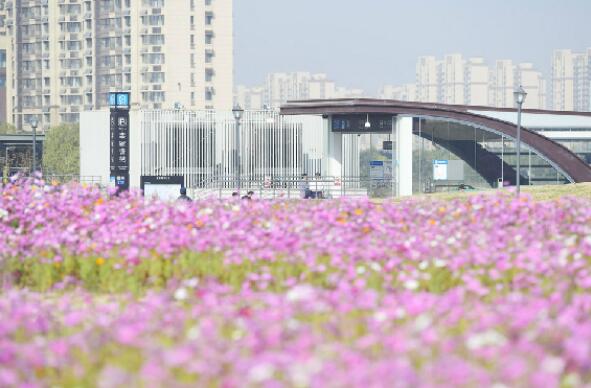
[42,124,80,176]
[0,123,17,135]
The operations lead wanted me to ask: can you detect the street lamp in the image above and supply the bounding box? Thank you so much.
[513,85,527,196]
[364,114,371,129]
[232,104,244,192]
[29,117,39,173]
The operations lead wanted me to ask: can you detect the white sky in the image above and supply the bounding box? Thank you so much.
[235,0,591,94]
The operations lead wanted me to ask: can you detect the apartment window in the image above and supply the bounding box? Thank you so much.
[60,22,81,33]
[205,0,212,5]
[205,32,214,45]
[60,59,82,69]
[60,77,82,87]
[141,15,164,26]
[142,0,164,6]
[66,41,82,50]
[142,91,165,102]
[98,37,122,49]
[98,74,122,87]
[205,12,214,25]
[142,53,165,64]
[205,88,214,101]
[59,4,82,14]
[23,96,42,108]
[60,113,80,123]
[142,34,164,45]
[205,50,214,63]
[60,95,83,105]
[142,72,165,83]
[205,68,214,82]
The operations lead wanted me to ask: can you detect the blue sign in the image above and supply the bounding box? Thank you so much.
[108,93,117,107]
[369,160,384,167]
[108,92,130,109]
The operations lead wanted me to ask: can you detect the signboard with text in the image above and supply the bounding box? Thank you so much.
[332,114,394,133]
[433,160,448,181]
[110,92,130,192]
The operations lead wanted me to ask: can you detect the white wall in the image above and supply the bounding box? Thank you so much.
[80,111,110,185]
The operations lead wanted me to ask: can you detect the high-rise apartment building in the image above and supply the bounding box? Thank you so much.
[235,72,364,110]
[416,56,439,103]
[551,49,590,112]
[378,84,416,101]
[439,54,465,104]
[412,55,546,109]
[234,85,265,111]
[464,57,489,106]
[2,0,233,130]
[489,60,516,108]
[516,63,546,110]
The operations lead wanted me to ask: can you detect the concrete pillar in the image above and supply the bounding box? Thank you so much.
[326,116,342,177]
[129,110,141,189]
[395,115,413,196]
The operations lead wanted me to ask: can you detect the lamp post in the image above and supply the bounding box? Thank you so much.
[29,117,39,173]
[232,104,244,193]
[513,86,527,196]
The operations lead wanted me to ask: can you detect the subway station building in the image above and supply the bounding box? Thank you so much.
[80,99,591,197]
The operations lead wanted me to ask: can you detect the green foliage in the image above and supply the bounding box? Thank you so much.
[42,124,80,176]
[0,122,17,134]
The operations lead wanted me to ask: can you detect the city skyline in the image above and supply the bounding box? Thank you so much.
[235,0,591,92]
[236,49,591,112]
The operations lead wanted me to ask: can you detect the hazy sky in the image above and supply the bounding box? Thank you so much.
[234,0,591,94]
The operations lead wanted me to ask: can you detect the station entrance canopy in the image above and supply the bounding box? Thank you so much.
[281,98,591,195]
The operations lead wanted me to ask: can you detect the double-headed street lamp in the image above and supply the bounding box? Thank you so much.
[232,104,244,192]
[29,117,39,173]
[513,86,527,196]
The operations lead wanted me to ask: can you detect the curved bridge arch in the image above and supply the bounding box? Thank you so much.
[281,99,591,183]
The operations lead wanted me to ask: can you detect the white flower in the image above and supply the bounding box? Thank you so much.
[198,208,213,216]
[248,363,275,383]
[541,356,565,374]
[434,259,447,268]
[174,287,189,301]
[286,284,315,302]
[373,311,388,323]
[356,265,366,275]
[0,208,7,219]
[404,279,419,290]
[183,278,199,288]
[370,262,382,272]
[418,261,428,270]
[413,314,432,331]
[394,308,406,319]
[466,330,507,350]
[186,325,200,340]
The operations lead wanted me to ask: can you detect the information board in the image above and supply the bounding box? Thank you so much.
[109,92,130,192]
[332,114,394,133]
[370,160,385,180]
[433,160,449,181]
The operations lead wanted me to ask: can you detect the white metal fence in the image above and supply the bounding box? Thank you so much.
[139,110,325,189]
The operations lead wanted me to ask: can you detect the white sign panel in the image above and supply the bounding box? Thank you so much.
[143,183,183,202]
[369,161,385,180]
[433,160,449,181]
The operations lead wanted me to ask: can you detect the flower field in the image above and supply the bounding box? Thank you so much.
[2,178,591,387]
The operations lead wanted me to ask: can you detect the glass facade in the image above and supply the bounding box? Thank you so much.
[412,117,570,193]
[334,115,571,197]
